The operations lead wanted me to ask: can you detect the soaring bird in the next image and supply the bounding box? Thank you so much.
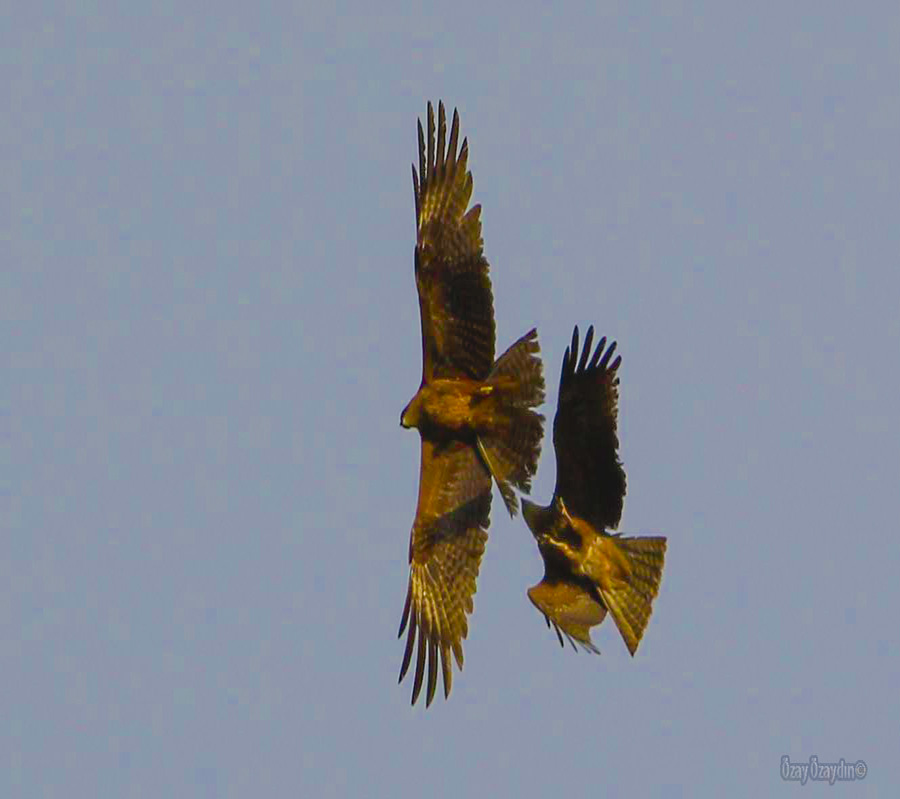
[522,326,666,656]
[397,101,545,706]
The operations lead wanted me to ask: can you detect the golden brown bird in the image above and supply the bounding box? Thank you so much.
[397,101,545,706]
[522,325,666,656]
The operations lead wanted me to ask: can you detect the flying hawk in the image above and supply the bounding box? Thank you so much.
[522,326,666,656]
[397,102,545,706]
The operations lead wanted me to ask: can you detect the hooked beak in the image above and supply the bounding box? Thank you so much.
[521,499,539,538]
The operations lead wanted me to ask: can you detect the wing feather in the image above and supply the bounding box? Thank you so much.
[552,325,626,530]
[398,438,491,706]
[527,573,606,654]
[412,101,495,381]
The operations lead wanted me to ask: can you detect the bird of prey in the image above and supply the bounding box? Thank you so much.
[522,325,666,656]
[397,101,545,706]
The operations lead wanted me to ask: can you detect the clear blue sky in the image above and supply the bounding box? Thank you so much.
[5,3,898,796]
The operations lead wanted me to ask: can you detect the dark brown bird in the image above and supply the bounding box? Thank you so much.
[397,101,545,706]
[522,325,666,656]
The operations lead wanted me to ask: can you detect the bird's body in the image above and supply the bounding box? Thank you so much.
[542,500,634,589]
[402,375,523,437]
[397,101,545,706]
[523,326,666,656]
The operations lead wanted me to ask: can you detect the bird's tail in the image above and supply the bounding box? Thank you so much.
[476,328,545,516]
[595,535,667,655]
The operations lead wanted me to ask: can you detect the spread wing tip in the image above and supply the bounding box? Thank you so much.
[560,323,621,390]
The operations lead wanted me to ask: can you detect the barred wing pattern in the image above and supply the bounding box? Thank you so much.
[398,438,492,706]
[413,101,495,382]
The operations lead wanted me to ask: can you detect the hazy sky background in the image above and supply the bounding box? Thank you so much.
[5,2,899,796]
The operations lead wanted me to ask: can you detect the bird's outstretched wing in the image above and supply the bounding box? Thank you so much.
[552,325,626,530]
[527,570,607,654]
[398,438,492,706]
[413,101,495,382]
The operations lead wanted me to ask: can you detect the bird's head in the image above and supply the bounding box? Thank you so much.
[400,393,421,429]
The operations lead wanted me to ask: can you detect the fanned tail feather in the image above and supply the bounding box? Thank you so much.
[489,328,545,407]
[597,536,667,655]
[478,329,545,516]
